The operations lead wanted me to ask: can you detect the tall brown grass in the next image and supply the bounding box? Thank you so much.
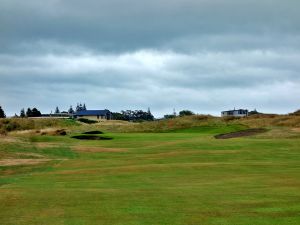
[235,114,300,128]
[0,118,79,134]
[1,114,300,135]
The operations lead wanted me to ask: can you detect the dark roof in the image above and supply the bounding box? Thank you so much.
[222,109,248,113]
[75,110,110,116]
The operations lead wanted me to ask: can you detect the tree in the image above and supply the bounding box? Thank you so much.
[26,108,41,117]
[31,108,41,117]
[76,103,85,112]
[26,108,32,117]
[248,109,260,116]
[164,114,176,119]
[0,106,6,118]
[147,108,154,121]
[20,108,25,118]
[68,105,74,114]
[55,106,60,114]
[112,109,155,121]
[179,110,194,117]
[111,112,124,120]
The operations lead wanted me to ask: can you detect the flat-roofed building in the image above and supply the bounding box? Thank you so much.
[221,109,248,117]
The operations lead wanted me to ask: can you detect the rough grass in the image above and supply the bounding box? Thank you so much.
[1,116,300,225]
[237,114,300,128]
[79,114,300,133]
[0,118,79,134]
[2,114,300,135]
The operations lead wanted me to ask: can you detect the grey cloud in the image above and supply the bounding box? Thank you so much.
[1,0,300,53]
[1,49,300,116]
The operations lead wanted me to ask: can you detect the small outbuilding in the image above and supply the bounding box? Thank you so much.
[221,109,248,117]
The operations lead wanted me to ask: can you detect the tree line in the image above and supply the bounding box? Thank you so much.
[112,109,154,122]
[54,103,86,114]
[19,108,42,117]
[163,110,195,119]
[1,103,195,121]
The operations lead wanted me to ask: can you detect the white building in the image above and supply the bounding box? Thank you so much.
[221,109,248,117]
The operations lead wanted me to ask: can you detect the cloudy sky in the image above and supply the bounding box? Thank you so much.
[1,0,300,117]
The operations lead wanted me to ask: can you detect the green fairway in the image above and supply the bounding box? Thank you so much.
[1,124,300,225]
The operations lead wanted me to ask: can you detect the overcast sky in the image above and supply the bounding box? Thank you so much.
[1,0,300,117]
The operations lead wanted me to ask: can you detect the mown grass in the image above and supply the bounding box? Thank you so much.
[1,117,300,225]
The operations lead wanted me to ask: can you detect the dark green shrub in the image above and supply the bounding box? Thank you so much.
[77,118,98,124]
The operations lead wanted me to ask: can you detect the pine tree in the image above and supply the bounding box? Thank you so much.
[68,105,74,114]
[0,106,6,118]
[55,106,60,114]
[76,103,80,112]
[147,107,154,121]
[20,108,25,118]
[26,108,32,117]
[76,103,85,112]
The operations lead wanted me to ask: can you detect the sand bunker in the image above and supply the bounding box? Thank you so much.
[71,135,113,140]
[215,128,267,139]
[83,131,104,134]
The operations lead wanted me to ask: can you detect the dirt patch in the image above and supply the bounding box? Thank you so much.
[0,159,52,166]
[215,128,268,139]
[72,146,126,153]
[71,135,113,140]
[291,127,300,132]
[0,136,22,143]
[12,130,36,135]
[15,152,45,158]
[41,129,67,136]
[83,131,104,134]
[34,142,59,148]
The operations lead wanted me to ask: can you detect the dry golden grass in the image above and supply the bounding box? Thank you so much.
[87,115,216,133]
[2,114,300,135]
[72,146,127,153]
[0,118,78,134]
[237,114,300,128]
[85,114,300,134]
[0,158,52,166]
